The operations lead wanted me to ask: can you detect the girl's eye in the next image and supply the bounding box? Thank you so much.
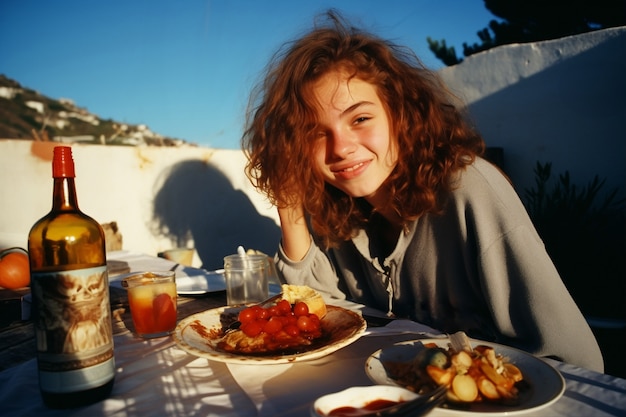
[315,131,327,141]
[354,116,371,124]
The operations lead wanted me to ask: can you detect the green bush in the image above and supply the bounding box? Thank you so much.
[524,162,625,318]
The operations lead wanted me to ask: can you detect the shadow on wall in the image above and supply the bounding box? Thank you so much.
[151,159,281,270]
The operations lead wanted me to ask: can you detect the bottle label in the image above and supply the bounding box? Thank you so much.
[31,266,115,390]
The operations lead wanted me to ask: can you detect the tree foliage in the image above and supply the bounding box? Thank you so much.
[524,162,625,317]
[429,0,626,66]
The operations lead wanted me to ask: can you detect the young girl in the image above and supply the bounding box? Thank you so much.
[242,12,603,372]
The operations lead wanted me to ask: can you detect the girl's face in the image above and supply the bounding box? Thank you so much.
[311,70,398,206]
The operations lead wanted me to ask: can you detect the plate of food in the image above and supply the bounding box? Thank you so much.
[365,334,565,415]
[173,285,366,364]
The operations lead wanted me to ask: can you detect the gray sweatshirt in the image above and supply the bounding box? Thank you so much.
[276,157,604,372]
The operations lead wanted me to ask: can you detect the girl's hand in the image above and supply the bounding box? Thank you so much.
[277,204,311,261]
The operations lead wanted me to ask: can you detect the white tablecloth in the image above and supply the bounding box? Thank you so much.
[1,318,625,417]
[2,252,624,417]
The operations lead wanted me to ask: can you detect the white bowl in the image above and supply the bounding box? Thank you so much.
[310,385,420,417]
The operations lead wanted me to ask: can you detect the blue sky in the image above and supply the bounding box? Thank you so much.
[1,1,497,149]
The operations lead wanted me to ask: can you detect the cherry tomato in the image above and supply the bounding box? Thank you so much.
[308,313,320,326]
[263,316,283,334]
[276,299,292,315]
[276,315,289,326]
[293,302,309,317]
[283,324,300,337]
[257,318,269,330]
[241,320,264,337]
[238,307,256,324]
[306,314,321,334]
[267,306,281,317]
[251,305,266,318]
[296,315,313,332]
[256,307,270,320]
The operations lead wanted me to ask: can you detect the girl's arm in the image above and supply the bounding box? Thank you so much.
[277,205,311,261]
[274,206,346,300]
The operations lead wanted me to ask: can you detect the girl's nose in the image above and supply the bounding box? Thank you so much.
[328,129,357,159]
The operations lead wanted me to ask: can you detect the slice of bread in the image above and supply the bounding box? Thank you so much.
[280,284,327,319]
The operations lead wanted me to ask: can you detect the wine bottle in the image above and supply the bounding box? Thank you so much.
[28,146,115,408]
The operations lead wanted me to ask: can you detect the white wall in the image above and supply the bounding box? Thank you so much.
[1,27,624,268]
[0,141,281,270]
[440,26,626,196]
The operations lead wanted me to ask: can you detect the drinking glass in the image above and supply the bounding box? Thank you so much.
[122,271,177,338]
[223,254,270,305]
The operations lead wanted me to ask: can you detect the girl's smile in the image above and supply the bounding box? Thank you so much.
[312,70,398,206]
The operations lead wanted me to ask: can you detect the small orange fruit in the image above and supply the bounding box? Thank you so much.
[0,248,30,289]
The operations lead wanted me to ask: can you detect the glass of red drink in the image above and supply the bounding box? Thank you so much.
[122,271,177,338]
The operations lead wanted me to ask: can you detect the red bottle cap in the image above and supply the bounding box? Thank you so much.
[52,146,76,178]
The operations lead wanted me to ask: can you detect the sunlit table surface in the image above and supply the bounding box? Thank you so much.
[0,251,624,417]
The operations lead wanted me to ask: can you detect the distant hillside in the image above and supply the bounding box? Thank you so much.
[0,74,191,146]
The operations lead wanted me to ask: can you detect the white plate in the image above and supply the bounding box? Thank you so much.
[109,269,226,296]
[311,385,420,417]
[174,305,366,364]
[175,269,226,295]
[365,338,565,416]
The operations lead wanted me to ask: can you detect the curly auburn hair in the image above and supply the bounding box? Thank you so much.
[242,11,484,248]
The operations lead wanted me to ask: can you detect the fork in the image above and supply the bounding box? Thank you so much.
[366,385,448,417]
[225,293,283,331]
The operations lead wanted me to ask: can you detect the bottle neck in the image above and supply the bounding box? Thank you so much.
[51,146,79,211]
[52,176,80,211]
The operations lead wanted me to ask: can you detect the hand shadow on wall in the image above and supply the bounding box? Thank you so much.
[151,159,281,270]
